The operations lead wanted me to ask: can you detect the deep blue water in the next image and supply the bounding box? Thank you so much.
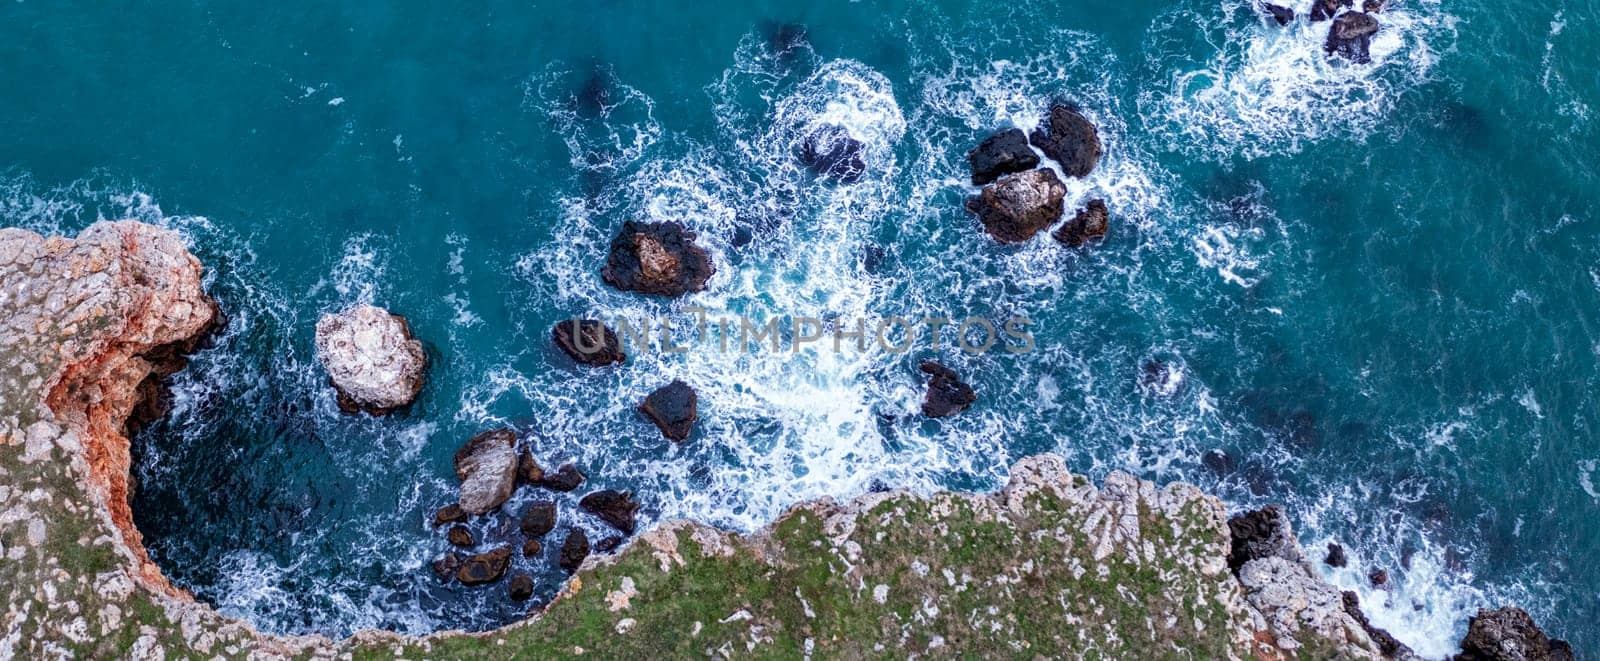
[2,0,1598,655]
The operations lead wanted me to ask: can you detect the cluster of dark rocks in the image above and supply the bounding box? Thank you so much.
[430,427,640,601]
[1261,0,1387,65]
[1228,505,1572,660]
[964,103,1110,247]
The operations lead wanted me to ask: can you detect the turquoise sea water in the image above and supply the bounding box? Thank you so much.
[3,0,1598,654]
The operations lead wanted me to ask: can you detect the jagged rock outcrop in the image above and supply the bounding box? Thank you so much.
[1326,12,1381,63]
[965,168,1067,243]
[1053,198,1110,247]
[798,124,866,184]
[1456,607,1574,661]
[639,380,698,441]
[453,428,519,515]
[601,221,715,297]
[552,318,625,366]
[580,490,640,535]
[966,128,1040,185]
[919,360,976,417]
[1030,103,1102,178]
[314,304,427,414]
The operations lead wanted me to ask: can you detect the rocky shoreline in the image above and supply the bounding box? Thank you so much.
[0,222,1571,658]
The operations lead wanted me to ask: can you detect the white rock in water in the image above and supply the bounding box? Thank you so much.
[314,304,427,413]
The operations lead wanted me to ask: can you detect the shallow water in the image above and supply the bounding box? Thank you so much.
[3,0,1598,654]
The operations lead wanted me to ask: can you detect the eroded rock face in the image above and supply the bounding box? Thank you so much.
[453,429,519,515]
[920,361,976,418]
[1227,505,1302,574]
[965,169,1067,243]
[640,380,698,441]
[1238,557,1383,657]
[799,124,866,184]
[1456,607,1574,661]
[552,319,625,366]
[314,304,427,414]
[1053,199,1109,247]
[1326,12,1380,63]
[580,490,640,535]
[1030,104,1102,178]
[1342,591,1416,659]
[967,128,1040,185]
[601,221,715,297]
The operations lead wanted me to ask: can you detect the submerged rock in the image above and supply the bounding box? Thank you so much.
[1263,2,1295,24]
[1029,103,1102,178]
[580,490,640,535]
[453,429,519,516]
[542,463,587,492]
[457,547,512,586]
[920,361,977,418]
[965,169,1067,243]
[1138,358,1183,397]
[1325,542,1349,568]
[1053,199,1109,248]
[552,319,626,366]
[432,503,468,527]
[798,124,866,184]
[1456,607,1573,661]
[1325,12,1380,63]
[640,380,698,441]
[508,574,535,601]
[1201,449,1237,475]
[430,553,462,581]
[521,501,558,539]
[446,525,475,547]
[522,539,542,556]
[1226,505,1302,574]
[601,221,715,297]
[314,304,427,415]
[1369,568,1389,588]
[966,128,1040,185]
[559,529,591,572]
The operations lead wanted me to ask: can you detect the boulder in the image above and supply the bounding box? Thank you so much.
[456,547,512,586]
[1325,542,1349,568]
[1227,505,1302,574]
[430,553,462,581]
[601,221,715,297]
[1053,199,1109,247]
[518,448,545,486]
[920,361,976,418]
[453,429,519,516]
[432,503,468,527]
[966,128,1040,185]
[1309,0,1353,21]
[798,124,866,184]
[508,574,535,601]
[314,304,427,414]
[1263,3,1295,24]
[641,380,698,441]
[542,463,586,492]
[1456,607,1573,661]
[580,490,640,535]
[965,169,1067,243]
[522,539,542,556]
[559,529,591,572]
[1029,104,1102,178]
[552,319,625,366]
[446,525,475,547]
[1370,568,1389,588]
[521,501,558,539]
[1325,12,1380,64]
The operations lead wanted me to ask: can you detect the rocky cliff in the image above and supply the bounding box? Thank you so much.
[0,222,1492,659]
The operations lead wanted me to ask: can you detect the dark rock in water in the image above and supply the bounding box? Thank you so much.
[1029,103,1102,178]
[596,536,624,553]
[508,574,535,601]
[1325,12,1379,64]
[1309,0,1353,21]
[580,490,640,535]
[446,525,475,547]
[559,529,591,572]
[1201,449,1237,475]
[1363,0,1384,12]
[522,539,542,556]
[1227,505,1302,574]
[601,221,716,297]
[552,319,626,367]
[1456,607,1573,661]
[521,500,558,538]
[578,65,608,119]
[966,128,1040,185]
[431,553,462,581]
[1325,542,1349,568]
[920,361,977,418]
[1341,591,1416,659]
[517,448,544,486]
[965,169,1067,243]
[1054,199,1110,247]
[1138,358,1183,397]
[457,547,512,586]
[432,503,468,527]
[1369,568,1389,588]
[453,429,519,516]
[767,22,809,61]
[799,124,866,184]
[1262,2,1295,24]
[641,380,698,441]
[542,463,586,492]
